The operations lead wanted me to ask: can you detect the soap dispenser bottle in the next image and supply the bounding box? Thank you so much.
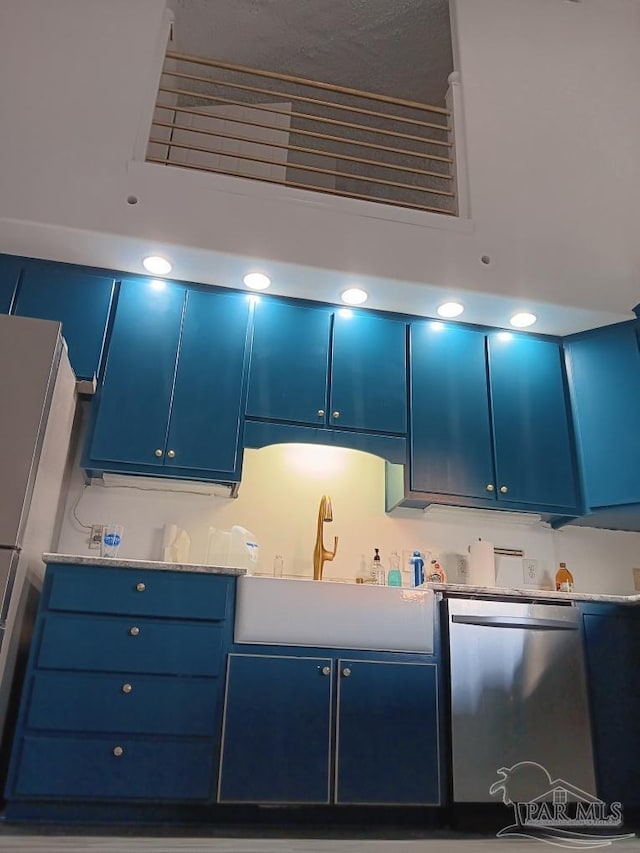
[387,551,402,587]
[371,548,385,585]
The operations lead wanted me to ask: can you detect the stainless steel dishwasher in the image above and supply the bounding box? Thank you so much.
[447,597,596,803]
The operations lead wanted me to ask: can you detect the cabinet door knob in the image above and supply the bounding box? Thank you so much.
[499,485,508,494]
[135,582,146,592]
[121,683,133,694]
[317,409,325,417]
[342,667,352,677]
[113,746,124,757]
[485,484,495,492]
[332,411,340,419]
[321,665,331,676]
[167,449,176,459]
[129,626,140,637]
[155,449,163,458]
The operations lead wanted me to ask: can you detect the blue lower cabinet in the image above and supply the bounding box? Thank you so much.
[13,736,215,800]
[25,671,220,736]
[218,653,441,806]
[335,660,440,805]
[6,563,233,809]
[218,654,333,803]
[582,606,640,806]
[13,261,115,380]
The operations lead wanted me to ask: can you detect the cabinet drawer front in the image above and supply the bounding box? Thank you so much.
[36,614,224,676]
[47,566,231,621]
[26,672,220,736]
[13,735,215,801]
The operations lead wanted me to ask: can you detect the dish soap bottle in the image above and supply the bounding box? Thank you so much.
[555,561,574,592]
[387,551,402,587]
[410,551,425,587]
[371,548,385,585]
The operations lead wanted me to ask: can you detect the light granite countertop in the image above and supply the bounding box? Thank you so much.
[426,581,640,606]
[43,553,246,576]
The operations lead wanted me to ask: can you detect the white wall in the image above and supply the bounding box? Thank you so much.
[58,407,640,595]
[1,0,639,329]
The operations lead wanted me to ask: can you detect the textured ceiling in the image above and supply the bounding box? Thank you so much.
[170,0,454,106]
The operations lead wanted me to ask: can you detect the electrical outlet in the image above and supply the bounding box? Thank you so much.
[89,524,104,550]
[523,558,539,586]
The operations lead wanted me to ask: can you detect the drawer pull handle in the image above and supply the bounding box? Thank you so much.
[486,484,495,492]
[155,449,163,458]
[121,683,133,694]
[167,449,176,459]
[113,746,124,757]
[332,411,340,419]
[499,485,508,494]
[317,409,325,418]
[342,667,352,677]
[321,666,331,676]
[135,582,146,592]
[129,626,140,637]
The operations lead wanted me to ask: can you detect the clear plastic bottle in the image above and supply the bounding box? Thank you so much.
[273,554,284,578]
[387,551,402,587]
[555,561,574,592]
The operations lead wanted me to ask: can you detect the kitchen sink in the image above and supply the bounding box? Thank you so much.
[234,576,435,653]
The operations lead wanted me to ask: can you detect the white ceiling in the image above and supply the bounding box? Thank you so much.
[170,0,454,106]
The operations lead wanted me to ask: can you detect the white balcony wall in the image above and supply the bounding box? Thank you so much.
[0,0,639,318]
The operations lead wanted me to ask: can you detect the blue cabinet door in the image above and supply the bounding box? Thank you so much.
[582,608,640,806]
[566,323,640,508]
[246,300,331,425]
[331,312,407,434]
[218,654,332,803]
[13,262,115,380]
[335,660,440,805]
[489,334,577,509]
[165,289,249,476]
[88,279,185,467]
[0,255,21,313]
[410,323,494,498]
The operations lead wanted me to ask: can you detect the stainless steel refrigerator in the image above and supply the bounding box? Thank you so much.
[0,314,77,780]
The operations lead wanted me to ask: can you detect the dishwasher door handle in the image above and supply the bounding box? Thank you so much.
[451,614,578,631]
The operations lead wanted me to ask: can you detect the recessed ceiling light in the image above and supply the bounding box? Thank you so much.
[243,272,271,290]
[510,312,537,328]
[437,301,464,318]
[142,255,172,275]
[341,287,368,306]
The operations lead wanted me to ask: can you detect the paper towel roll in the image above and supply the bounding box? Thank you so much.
[468,539,495,587]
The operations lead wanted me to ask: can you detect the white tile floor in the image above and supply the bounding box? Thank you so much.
[0,838,639,852]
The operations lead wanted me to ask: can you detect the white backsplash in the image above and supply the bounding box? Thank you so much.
[57,406,640,595]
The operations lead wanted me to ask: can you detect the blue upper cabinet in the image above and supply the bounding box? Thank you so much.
[0,255,21,313]
[330,311,407,434]
[87,280,250,482]
[13,261,115,380]
[246,299,407,435]
[88,279,185,469]
[488,333,577,509]
[410,322,578,513]
[165,288,250,475]
[566,322,640,510]
[246,300,330,425]
[410,323,494,499]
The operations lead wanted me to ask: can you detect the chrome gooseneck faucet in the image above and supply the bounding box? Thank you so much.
[313,495,338,580]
